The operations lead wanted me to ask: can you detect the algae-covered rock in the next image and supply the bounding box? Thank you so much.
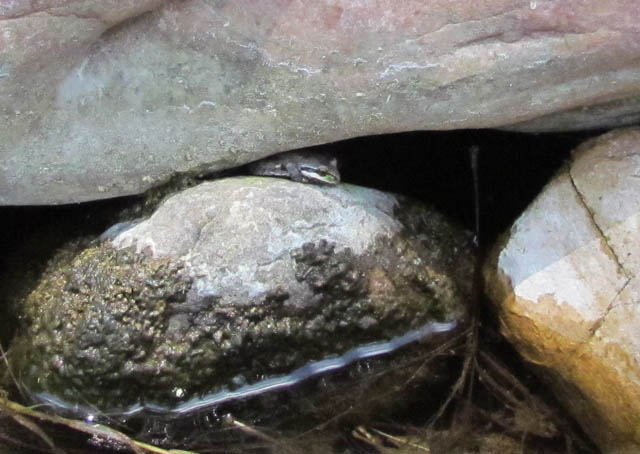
[11,178,472,419]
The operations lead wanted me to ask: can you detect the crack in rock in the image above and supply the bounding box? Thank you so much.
[587,275,631,340]
[567,165,627,276]
[567,164,634,341]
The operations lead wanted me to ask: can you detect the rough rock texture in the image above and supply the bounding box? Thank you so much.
[11,177,472,417]
[1,0,640,205]
[484,127,640,453]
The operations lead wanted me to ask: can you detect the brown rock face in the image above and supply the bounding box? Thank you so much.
[2,0,640,204]
[484,127,640,452]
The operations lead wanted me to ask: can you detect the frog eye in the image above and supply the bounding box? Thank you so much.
[301,166,328,176]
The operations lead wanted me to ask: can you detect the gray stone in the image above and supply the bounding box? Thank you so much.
[11,178,472,419]
[2,0,640,204]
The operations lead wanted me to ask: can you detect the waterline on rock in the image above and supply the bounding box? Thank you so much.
[32,320,458,421]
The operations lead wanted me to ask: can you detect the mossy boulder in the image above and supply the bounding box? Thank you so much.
[11,177,473,419]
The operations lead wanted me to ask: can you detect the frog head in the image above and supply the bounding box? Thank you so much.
[299,157,340,185]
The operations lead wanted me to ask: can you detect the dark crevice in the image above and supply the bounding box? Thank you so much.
[0,128,603,454]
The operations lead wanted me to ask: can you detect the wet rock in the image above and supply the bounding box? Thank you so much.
[11,178,473,422]
[2,0,640,204]
[484,127,640,453]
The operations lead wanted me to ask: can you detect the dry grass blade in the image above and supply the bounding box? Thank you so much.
[224,415,300,454]
[292,332,466,441]
[477,351,557,425]
[0,342,25,399]
[367,427,431,453]
[0,397,199,454]
[426,327,474,427]
[10,412,65,454]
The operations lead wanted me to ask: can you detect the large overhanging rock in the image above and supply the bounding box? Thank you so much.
[484,127,640,453]
[2,0,640,205]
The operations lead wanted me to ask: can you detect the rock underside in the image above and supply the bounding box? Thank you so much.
[1,0,639,204]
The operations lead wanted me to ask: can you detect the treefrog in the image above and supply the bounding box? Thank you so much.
[248,150,340,185]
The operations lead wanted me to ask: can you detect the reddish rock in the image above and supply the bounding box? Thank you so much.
[1,0,639,204]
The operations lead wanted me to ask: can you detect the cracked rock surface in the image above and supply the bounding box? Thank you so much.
[11,177,472,415]
[2,0,640,204]
[484,127,640,453]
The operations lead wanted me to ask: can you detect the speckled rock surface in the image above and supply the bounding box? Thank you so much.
[11,178,472,417]
[484,127,640,453]
[1,0,640,204]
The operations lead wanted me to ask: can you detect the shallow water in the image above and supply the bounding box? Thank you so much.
[31,320,458,420]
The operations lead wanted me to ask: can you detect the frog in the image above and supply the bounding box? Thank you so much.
[248,150,340,185]
[96,151,339,242]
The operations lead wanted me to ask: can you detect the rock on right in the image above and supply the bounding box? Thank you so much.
[484,127,640,453]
